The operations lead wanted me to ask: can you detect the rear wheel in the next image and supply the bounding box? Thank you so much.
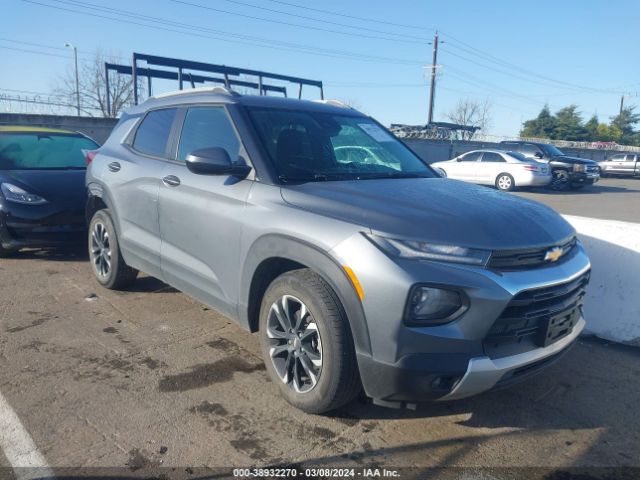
[495,173,515,191]
[259,269,360,414]
[88,209,138,290]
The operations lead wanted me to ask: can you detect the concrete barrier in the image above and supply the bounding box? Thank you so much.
[562,215,640,346]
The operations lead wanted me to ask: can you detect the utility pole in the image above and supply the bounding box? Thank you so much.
[427,31,439,125]
[65,43,80,116]
[620,94,625,116]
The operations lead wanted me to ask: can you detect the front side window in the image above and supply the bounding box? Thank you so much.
[177,106,241,162]
[480,152,504,163]
[132,108,178,157]
[0,132,98,170]
[609,154,624,161]
[459,152,481,162]
[247,107,436,181]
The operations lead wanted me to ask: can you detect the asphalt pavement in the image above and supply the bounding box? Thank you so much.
[0,176,639,476]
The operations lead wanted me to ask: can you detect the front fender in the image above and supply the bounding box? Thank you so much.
[239,234,372,356]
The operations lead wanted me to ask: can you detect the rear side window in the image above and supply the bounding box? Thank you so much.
[625,154,636,162]
[521,144,542,156]
[133,108,177,157]
[177,106,240,162]
[481,152,504,162]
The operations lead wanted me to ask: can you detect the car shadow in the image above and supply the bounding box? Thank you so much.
[9,244,88,262]
[122,275,179,294]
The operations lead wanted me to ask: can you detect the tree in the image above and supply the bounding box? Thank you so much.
[521,105,556,138]
[445,98,492,139]
[584,115,599,140]
[610,106,640,145]
[553,105,588,141]
[54,50,140,118]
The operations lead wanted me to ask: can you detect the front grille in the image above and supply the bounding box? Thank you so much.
[586,165,599,173]
[488,236,577,271]
[484,270,590,359]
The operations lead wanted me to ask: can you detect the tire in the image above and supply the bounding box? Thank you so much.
[550,169,570,191]
[0,243,17,258]
[495,173,515,192]
[88,209,138,290]
[259,269,361,414]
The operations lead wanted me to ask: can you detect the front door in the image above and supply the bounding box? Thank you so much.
[158,105,252,316]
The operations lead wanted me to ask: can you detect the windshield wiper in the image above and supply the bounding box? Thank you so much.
[278,173,329,183]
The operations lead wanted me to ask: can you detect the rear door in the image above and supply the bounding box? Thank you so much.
[158,105,253,316]
[606,154,626,173]
[107,107,179,279]
[477,151,506,184]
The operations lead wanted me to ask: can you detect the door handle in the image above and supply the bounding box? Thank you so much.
[107,162,121,172]
[162,175,181,187]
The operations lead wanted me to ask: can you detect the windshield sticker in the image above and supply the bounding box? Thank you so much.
[358,123,394,142]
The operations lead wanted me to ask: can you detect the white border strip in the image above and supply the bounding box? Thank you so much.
[0,390,53,479]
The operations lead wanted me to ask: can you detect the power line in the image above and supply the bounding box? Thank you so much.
[21,0,425,66]
[174,0,431,43]
[0,38,93,55]
[0,45,72,60]
[260,0,428,31]
[441,32,624,95]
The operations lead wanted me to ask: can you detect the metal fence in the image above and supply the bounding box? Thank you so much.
[390,126,640,153]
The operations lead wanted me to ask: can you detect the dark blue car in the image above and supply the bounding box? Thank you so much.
[0,126,99,256]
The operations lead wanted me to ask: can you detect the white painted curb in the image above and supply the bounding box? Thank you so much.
[562,215,640,345]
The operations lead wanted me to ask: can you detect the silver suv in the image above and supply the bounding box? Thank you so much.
[86,88,591,413]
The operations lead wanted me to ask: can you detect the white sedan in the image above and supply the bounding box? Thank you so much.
[431,150,551,191]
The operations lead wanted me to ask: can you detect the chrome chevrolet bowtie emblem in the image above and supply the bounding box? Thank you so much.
[544,246,563,262]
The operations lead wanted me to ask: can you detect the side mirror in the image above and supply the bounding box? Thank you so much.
[534,152,544,159]
[185,147,251,177]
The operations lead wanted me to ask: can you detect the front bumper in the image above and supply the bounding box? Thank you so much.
[331,234,591,405]
[440,316,584,400]
[570,171,599,184]
[0,202,85,249]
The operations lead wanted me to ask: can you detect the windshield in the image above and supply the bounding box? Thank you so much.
[246,107,437,182]
[0,132,98,170]
[540,144,565,157]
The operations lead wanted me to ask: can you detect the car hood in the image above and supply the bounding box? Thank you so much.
[551,155,598,165]
[281,178,574,250]
[0,169,86,206]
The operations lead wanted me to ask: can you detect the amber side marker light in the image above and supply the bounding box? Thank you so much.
[343,265,365,301]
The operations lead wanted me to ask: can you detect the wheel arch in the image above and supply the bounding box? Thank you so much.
[239,234,372,356]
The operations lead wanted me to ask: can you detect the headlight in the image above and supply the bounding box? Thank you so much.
[573,164,585,172]
[405,285,468,325]
[366,234,490,266]
[1,183,48,205]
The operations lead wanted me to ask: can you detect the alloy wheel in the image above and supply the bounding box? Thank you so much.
[266,295,323,393]
[551,170,570,190]
[90,222,112,277]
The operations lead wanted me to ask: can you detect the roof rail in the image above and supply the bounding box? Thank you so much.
[312,99,352,109]
[150,86,240,100]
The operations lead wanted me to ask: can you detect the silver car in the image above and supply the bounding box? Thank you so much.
[86,88,590,413]
[431,150,551,191]
[598,153,640,177]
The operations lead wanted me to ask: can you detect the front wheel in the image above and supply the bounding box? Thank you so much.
[0,243,17,258]
[88,209,138,290]
[495,173,515,191]
[259,269,360,414]
[550,170,570,191]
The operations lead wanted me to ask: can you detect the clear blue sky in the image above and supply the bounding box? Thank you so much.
[2,0,639,136]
